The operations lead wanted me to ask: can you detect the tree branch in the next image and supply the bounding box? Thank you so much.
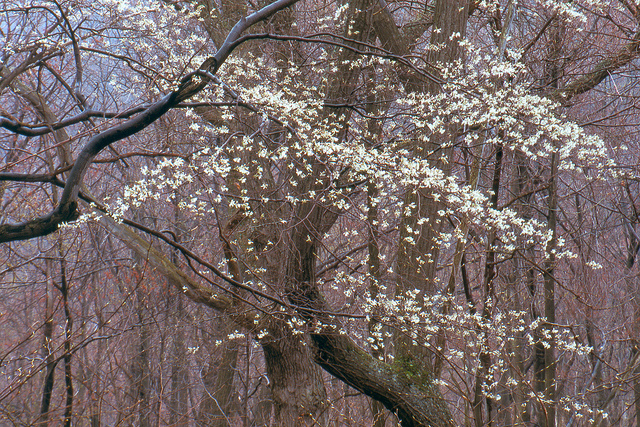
[0,0,301,243]
[555,29,640,102]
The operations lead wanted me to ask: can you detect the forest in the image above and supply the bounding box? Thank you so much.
[1,0,640,426]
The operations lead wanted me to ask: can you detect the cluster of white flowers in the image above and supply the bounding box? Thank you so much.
[48,1,620,416]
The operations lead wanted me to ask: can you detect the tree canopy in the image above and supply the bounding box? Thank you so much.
[2,0,640,426]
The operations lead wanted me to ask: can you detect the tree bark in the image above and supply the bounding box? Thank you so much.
[59,244,74,427]
[37,265,56,427]
[168,296,190,426]
[261,324,328,427]
[541,151,557,427]
[197,334,239,426]
[396,0,470,301]
[394,0,470,385]
[131,287,153,427]
[311,331,454,427]
[621,185,640,427]
[167,206,190,426]
[538,17,564,426]
[366,106,386,427]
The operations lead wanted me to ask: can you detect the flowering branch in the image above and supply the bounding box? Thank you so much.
[0,0,301,243]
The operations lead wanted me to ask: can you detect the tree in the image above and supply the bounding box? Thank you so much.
[3,0,640,426]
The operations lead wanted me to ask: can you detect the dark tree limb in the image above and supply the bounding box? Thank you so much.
[311,332,454,427]
[0,107,147,136]
[554,29,640,102]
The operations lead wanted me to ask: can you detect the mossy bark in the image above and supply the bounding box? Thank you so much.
[311,332,454,427]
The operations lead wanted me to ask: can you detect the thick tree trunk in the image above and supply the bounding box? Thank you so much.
[396,0,469,294]
[100,191,456,427]
[509,151,536,426]
[199,3,332,424]
[395,0,470,382]
[130,239,154,427]
[262,325,328,427]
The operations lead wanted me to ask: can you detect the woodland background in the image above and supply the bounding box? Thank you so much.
[1,0,640,426]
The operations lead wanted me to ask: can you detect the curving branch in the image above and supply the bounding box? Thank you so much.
[0,107,147,137]
[230,32,443,86]
[0,0,301,244]
[51,0,86,106]
[555,29,640,102]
